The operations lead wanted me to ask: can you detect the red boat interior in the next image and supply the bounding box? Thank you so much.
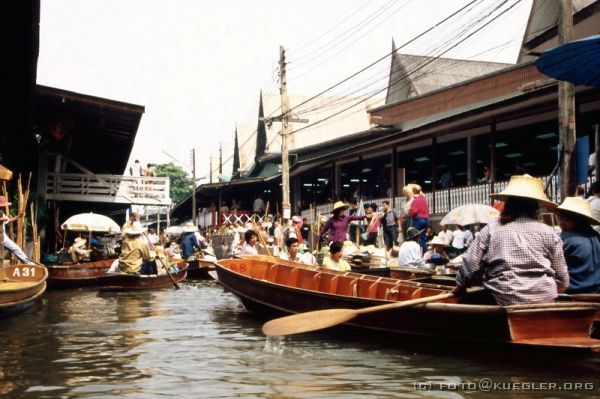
[218,258,458,303]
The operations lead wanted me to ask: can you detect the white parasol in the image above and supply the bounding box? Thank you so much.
[61,212,120,233]
[440,204,500,227]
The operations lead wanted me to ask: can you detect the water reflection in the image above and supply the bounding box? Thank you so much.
[0,281,598,398]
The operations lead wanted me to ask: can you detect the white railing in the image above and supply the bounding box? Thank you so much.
[46,172,171,205]
[300,175,560,219]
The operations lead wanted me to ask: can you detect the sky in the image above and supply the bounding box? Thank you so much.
[37,0,533,181]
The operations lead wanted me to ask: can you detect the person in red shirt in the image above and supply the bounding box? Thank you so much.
[408,184,429,253]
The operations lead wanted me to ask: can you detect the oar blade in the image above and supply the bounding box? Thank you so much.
[262,308,357,337]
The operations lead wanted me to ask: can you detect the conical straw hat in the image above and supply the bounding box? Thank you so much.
[428,236,448,247]
[555,196,600,225]
[490,174,557,209]
[331,201,349,213]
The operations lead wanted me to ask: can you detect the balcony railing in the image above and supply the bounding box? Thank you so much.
[301,174,561,222]
[46,172,171,206]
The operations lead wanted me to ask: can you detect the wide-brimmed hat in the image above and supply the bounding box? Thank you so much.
[489,174,557,209]
[73,237,87,248]
[406,226,424,241]
[555,196,600,225]
[428,236,448,247]
[123,221,146,236]
[291,215,302,223]
[0,196,12,207]
[331,201,349,213]
[182,222,198,233]
[389,246,400,258]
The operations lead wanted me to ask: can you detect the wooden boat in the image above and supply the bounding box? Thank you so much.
[0,264,48,317]
[46,259,114,288]
[186,259,215,279]
[214,257,600,352]
[96,264,188,291]
[558,293,600,339]
[350,266,390,277]
[389,266,434,280]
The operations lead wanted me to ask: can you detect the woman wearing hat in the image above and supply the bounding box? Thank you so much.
[554,197,600,294]
[423,235,449,263]
[119,221,156,274]
[454,175,569,306]
[397,226,426,268]
[317,201,366,245]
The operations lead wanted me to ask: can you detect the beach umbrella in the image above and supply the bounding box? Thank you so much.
[61,212,120,233]
[440,204,500,227]
[535,34,600,87]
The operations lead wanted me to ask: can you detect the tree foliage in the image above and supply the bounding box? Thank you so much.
[154,163,192,204]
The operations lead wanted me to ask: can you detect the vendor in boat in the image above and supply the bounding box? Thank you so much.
[240,229,259,255]
[318,201,366,245]
[68,237,91,263]
[181,222,201,260]
[280,237,314,265]
[553,197,600,294]
[397,227,426,268]
[423,235,450,263]
[454,175,569,305]
[118,222,156,275]
[322,241,351,271]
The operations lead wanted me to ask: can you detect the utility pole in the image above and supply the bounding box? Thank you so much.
[558,0,576,199]
[219,143,223,176]
[191,148,196,224]
[209,156,212,184]
[276,45,308,218]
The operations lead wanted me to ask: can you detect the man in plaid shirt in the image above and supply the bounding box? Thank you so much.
[454,175,568,306]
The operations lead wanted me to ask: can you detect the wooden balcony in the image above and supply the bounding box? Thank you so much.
[45,172,171,206]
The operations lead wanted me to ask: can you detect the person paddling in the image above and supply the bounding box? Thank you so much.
[453,174,568,305]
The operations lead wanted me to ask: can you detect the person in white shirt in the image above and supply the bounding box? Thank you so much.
[397,227,425,268]
[438,224,454,246]
[240,229,259,255]
[451,225,466,256]
[280,237,314,265]
[252,196,265,215]
[463,227,474,248]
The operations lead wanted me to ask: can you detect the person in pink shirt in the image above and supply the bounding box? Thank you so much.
[408,184,429,253]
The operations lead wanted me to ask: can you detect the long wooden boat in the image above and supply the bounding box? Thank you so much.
[389,266,434,281]
[214,257,600,352]
[0,264,48,317]
[186,259,215,279]
[558,293,600,339]
[46,259,114,288]
[96,264,188,291]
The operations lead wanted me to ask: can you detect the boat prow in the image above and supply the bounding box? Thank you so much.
[46,259,114,288]
[0,264,48,317]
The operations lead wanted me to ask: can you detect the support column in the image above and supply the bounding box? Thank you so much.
[490,120,497,199]
[431,136,437,214]
[467,136,476,185]
[333,162,340,201]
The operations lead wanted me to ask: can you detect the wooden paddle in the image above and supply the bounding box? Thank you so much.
[262,291,456,337]
[143,234,179,290]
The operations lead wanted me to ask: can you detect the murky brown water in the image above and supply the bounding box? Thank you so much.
[1,280,599,398]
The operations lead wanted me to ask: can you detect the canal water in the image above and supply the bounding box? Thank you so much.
[1,280,599,398]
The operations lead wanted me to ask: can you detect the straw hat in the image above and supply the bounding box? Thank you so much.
[389,246,400,258]
[428,236,448,247]
[0,196,12,207]
[489,174,557,209]
[331,201,349,213]
[291,215,302,223]
[555,196,600,225]
[406,226,424,241]
[182,222,198,233]
[123,221,146,236]
[73,237,87,248]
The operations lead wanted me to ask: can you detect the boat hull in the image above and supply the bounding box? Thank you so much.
[215,259,600,352]
[46,259,114,288]
[186,259,214,279]
[97,266,187,291]
[0,264,48,317]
